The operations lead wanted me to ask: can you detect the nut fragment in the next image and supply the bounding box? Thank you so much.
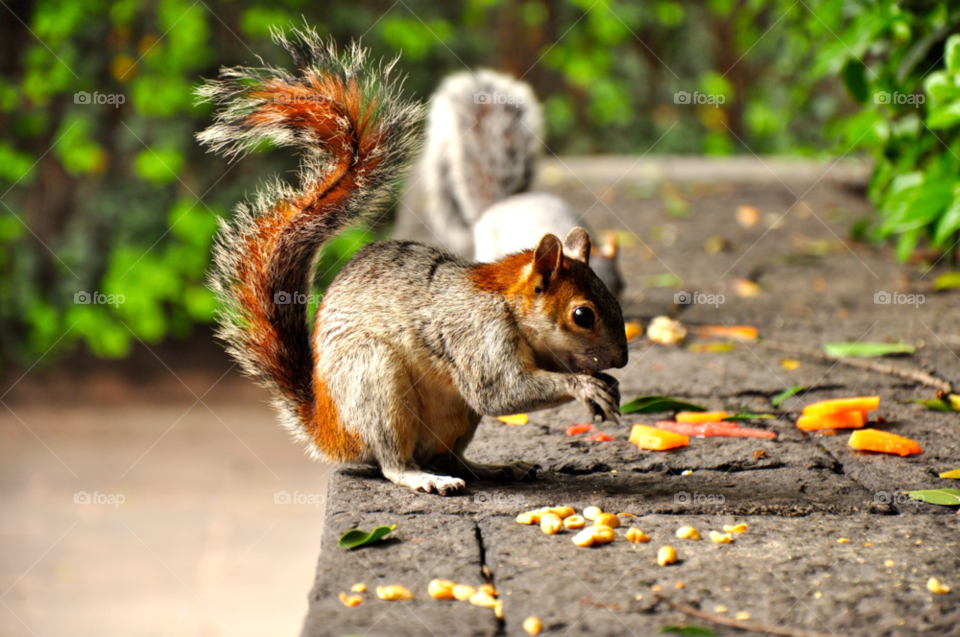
[339,592,362,607]
[658,545,678,566]
[928,577,951,594]
[594,513,621,529]
[550,506,576,519]
[478,584,497,597]
[523,616,543,635]
[676,526,701,540]
[351,583,367,593]
[452,585,476,601]
[625,528,651,543]
[710,531,733,544]
[469,591,499,608]
[540,512,563,535]
[428,579,456,600]
[583,506,603,521]
[647,316,687,345]
[564,515,586,530]
[516,511,538,525]
[376,585,413,601]
[723,523,748,534]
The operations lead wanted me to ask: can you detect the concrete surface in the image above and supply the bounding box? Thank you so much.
[307,157,960,636]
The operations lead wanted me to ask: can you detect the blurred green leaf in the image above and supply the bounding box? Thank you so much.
[822,342,915,358]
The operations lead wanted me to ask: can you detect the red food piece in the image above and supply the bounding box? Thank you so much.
[656,420,776,440]
[566,424,596,436]
[585,433,616,442]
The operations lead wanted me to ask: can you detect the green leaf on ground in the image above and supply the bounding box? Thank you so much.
[338,524,397,549]
[822,342,915,358]
[772,385,804,408]
[723,413,776,421]
[934,272,960,291]
[939,469,960,479]
[621,396,706,414]
[907,489,960,506]
[908,398,955,412]
[657,626,718,637]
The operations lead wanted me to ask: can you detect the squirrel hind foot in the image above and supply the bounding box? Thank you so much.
[382,468,466,496]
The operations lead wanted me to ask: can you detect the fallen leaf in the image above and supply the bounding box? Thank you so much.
[338,525,397,549]
[940,469,960,479]
[621,396,707,414]
[687,342,736,353]
[934,272,960,291]
[907,489,960,506]
[643,273,684,289]
[908,398,955,412]
[723,413,776,420]
[732,278,763,297]
[772,385,803,408]
[498,413,528,425]
[822,342,915,358]
[657,626,718,637]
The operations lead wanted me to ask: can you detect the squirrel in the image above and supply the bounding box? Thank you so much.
[420,69,624,299]
[196,28,627,496]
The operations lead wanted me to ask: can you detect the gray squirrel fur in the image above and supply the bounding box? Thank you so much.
[421,69,624,299]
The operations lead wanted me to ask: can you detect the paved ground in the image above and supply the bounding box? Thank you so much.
[306,157,960,636]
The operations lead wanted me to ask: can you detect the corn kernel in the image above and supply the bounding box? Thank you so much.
[494,600,504,619]
[540,512,563,535]
[928,577,951,594]
[676,526,701,540]
[884,560,894,568]
[625,528,651,543]
[453,584,476,601]
[591,524,616,544]
[715,605,728,613]
[675,582,684,589]
[516,511,539,525]
[351,583,367,593]
[428,579,456,600]
[523,616,543,635]
[564,515,586,530]
[658,546,678,566]
[339,592,362,607]
[376,585,413,601]
[723,523,748,534]
[572,529,596,547]
[837,538,849,543]
[735,612,751,620]
[551,506,576,519]
[470,591,499,608]
[583,506,603,520]
[594,513,621,529]
[710,531,733,544]
[478,584,497,597]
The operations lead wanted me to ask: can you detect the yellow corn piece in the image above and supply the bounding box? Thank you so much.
[498,413,528,425]
[658,546,678,566]
[339,592,362,607]
[428,579,456,600]
[376,585,412,601]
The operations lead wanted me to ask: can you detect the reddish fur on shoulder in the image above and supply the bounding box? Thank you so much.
[470,251,594,318]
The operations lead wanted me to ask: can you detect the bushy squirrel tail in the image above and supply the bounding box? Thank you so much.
[422,70,542,251]
[196,27,422,440]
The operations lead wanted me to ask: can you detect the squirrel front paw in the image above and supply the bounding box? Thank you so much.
[569,374,621,425]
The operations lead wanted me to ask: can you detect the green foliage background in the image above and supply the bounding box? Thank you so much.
[0,0,957,368]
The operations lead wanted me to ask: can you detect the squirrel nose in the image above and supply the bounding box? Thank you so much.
[612,346,628,369]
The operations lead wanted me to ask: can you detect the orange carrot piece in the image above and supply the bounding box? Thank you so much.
[848,429,922,456]
[797,411,866,431]
[697,325,759,340]
[625,322,643,341]
[676,411,728,423]
[803,396,880,417]
[629,425,689,451]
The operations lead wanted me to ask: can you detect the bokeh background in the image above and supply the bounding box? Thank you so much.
[2,0,959,635]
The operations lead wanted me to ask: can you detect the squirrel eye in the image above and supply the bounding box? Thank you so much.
[572,307,595,330]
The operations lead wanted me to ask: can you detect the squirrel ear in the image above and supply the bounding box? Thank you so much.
[563,227,591,263]
[533,233,563,285]
[599,231,618,260]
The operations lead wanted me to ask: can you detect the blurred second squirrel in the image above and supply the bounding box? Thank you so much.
[421,70,624,299]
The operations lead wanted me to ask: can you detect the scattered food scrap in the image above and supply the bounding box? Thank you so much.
[797,410,866,431]
[377,585,413,601]
[736,205,760,227]
[498,413,528,425]
[566,423,595,436]
[732,278,762,298]
[658,546,678,566]
[585,432,616,442]
[339,592,362,607]
[697,325,758,340]
[723,523,748,534]
[648,316,687,345]
[804,396,879,417]
[780,358,801,370]
[626,528,651,543]
[709,531,733,544]
[676,526,701,540]
[625,322,643,341]
[523,616,543,635]
[428,579,456,600]
[583,506,603,520]
[630,424,690,450]
[677,411,728,423]
[848,429,922,456]
[351,583,366,593]
[657,420,777,439]
[927,577,951,594]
